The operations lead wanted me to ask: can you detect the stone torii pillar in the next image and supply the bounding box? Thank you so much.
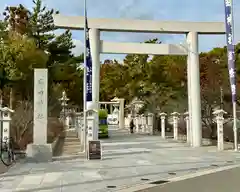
[52,15,221,148]
[89,28,100,138]
[187,32,202,147]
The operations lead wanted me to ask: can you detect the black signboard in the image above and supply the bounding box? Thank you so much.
[88,140,102,160]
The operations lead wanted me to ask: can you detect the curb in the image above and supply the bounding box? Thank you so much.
[116,164,240,192]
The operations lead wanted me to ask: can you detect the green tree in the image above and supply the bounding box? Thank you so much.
[2,0,83,108]
[100,39,187,114]
[100,60,130,102]
[3,4,30,35]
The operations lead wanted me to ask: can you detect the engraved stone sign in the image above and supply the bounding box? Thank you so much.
[34,69,48,144]
[88,140,101,160]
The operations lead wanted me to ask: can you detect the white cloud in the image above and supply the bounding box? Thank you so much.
[1,0,240,60]
[71,39,84,56]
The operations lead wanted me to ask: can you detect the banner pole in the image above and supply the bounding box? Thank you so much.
[83,0,87,153]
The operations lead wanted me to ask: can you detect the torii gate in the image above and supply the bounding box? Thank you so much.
[99,97,124,129]
[53,14,225,147]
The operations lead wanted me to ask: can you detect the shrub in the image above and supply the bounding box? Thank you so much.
[99,109,108,120]
[10,100,64,150]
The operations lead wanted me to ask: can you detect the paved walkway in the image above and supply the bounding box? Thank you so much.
[0,163,9,174]
[1,129,240,191]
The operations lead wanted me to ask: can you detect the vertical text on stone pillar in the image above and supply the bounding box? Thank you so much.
[34,69,48,144]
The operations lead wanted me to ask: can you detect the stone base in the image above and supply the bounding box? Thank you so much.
[26,144,52,163]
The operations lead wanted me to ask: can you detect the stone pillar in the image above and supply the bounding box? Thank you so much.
[184,112,192,145]
[140,114,144,133]
[118,98,125,129]
[72,112,77,131]
[147,113,154,135]
[89,28,100,138]
[80,116,85,145]
[86,109,98,141]
[143,115,147,133]
[135,115,140,133]
[187,31,202,147]
[186,33,193,145]
[65,116,70,128]
[160,112,167,139]
[133,116,137,132]
[76,115,80,138]
[171,112,180,140]
[75,113,82,139]
[124,117,127,128]
[213,109,227,151]
[126,114,131,129]
[138,115,142,133]
[26,69,52,162]
[110,104,113,114]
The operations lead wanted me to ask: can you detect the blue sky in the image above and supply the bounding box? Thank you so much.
[0,0,239,61]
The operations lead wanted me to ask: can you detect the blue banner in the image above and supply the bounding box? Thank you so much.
[224,0,236,102]
[85,14,92,102]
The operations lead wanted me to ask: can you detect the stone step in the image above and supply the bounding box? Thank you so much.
[65,134,78,138]
[65,134,78,137]
[63,143,81,146]
[62,149,81,153]
[60,152,81,157]
[60,133,82,156]
[62,150,81,154]
[63,141,81,145]
[65,131,78,135]
[64,136,79,139]
[62,148,81,151]
[65,137,78,139]
[65,136,79,139]
[64,138,80,142]
[63,146,82,149]
[62,149,82,154]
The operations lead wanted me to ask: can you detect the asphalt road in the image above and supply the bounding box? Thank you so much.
[137,166,240,192]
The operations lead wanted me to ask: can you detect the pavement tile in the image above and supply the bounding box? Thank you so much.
[1,129,240,191]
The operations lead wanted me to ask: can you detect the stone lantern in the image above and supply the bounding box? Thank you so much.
[0,107,14,147]
[213,109,227,151]
[171,112,180,140]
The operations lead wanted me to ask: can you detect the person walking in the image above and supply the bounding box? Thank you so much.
[130,118,134,134]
